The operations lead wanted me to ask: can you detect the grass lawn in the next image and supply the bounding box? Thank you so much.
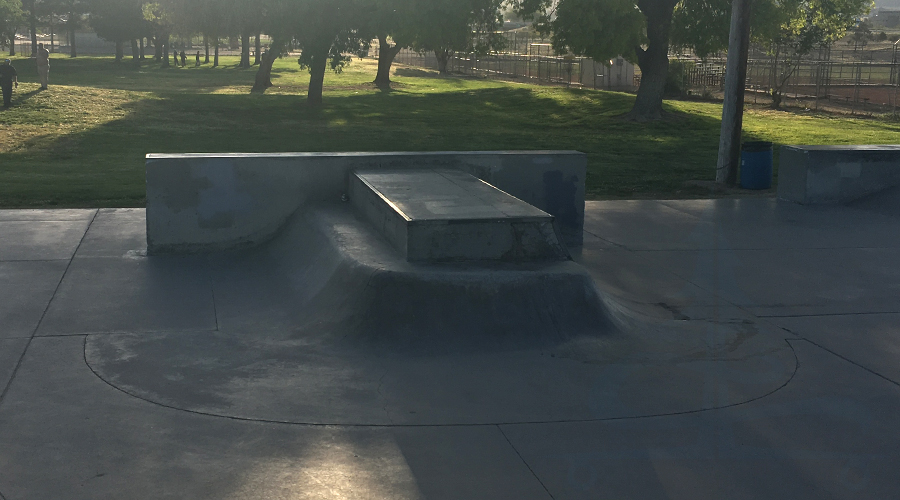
[1,54,900,207]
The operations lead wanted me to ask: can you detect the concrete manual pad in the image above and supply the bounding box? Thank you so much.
[0,261,68,339]
[36,255,216,335]
[499,340,900,500]
[0,218,93,261]
[351,169,567,261]
[354,169,550,220]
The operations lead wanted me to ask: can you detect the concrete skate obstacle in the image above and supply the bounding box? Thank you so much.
[778,145,900,204]
[145,151,613,347]
[145,151,586,255]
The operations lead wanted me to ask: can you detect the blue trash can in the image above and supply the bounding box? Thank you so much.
[740,141,774,190]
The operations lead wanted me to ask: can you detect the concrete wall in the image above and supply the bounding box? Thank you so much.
[777,145,900,204]
[146,151,586,254]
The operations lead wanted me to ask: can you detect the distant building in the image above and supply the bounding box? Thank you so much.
[872,8,900,28]
[581,56,636,91]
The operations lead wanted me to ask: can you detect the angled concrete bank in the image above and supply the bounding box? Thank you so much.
[145,151,586,254]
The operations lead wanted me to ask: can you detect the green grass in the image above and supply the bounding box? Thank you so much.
[2,55,900,207]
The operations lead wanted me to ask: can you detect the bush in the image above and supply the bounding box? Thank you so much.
[666,59,695,97]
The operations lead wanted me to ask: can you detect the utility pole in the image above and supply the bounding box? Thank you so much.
[716,0,754,186]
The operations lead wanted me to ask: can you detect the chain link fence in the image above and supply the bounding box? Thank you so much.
[670,43,900,115]
[387,33,637,92]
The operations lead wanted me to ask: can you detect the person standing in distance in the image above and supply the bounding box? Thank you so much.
[36,43,50,90]
[0,59,18,107]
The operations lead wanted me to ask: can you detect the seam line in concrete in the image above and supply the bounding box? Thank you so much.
[758,311,900,319]
[81,334,801,428]
[630,246,898,252]
[0,219,94,223]
[654,200,718,221]
[0,259,72,263]
[497,424,555,499]
[35,328,219,338]
[784,334,900,388]
[0,210,98,408]
[581,228,630,251]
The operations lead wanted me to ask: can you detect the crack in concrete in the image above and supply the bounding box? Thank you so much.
[375,368,393,425]
[496,424,555,499]
[0,209,99,408]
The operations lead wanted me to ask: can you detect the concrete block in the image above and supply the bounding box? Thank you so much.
[350,169,568,262]
[777,145,900,204]
[145,151,585,254]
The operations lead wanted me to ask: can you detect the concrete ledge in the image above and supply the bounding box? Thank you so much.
[349,169,569,262]
[778,145,900,204]
[146,151,586,254]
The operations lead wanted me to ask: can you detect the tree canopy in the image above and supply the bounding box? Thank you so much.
[0,0,25,52]
[513,0,872,120]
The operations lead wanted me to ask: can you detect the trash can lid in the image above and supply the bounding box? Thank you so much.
[742,141,773,152]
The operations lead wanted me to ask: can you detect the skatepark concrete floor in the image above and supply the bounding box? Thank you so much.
[1,197,899,499]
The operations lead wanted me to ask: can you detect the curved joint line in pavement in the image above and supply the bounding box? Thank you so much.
[81,335,801,428]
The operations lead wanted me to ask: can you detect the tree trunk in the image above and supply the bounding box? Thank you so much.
[435,49,451,74]
[8,36,14,56]
[131,39,140,66]
[153,37,162,61]
[204,35,209,63]
[139,38,145,59]
[69,19,76,58]
[214,39,219,67]
[29,0,36,56]
[629,0,679,121]
[240,32,251,68]
[251,38,283,93]
[254,33,261,65]
[162,37,170,67]
[307,46,329,106]
[374,35,402,87]
[115,40,124,62]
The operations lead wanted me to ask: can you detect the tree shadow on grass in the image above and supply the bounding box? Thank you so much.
[1,84,726,205]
